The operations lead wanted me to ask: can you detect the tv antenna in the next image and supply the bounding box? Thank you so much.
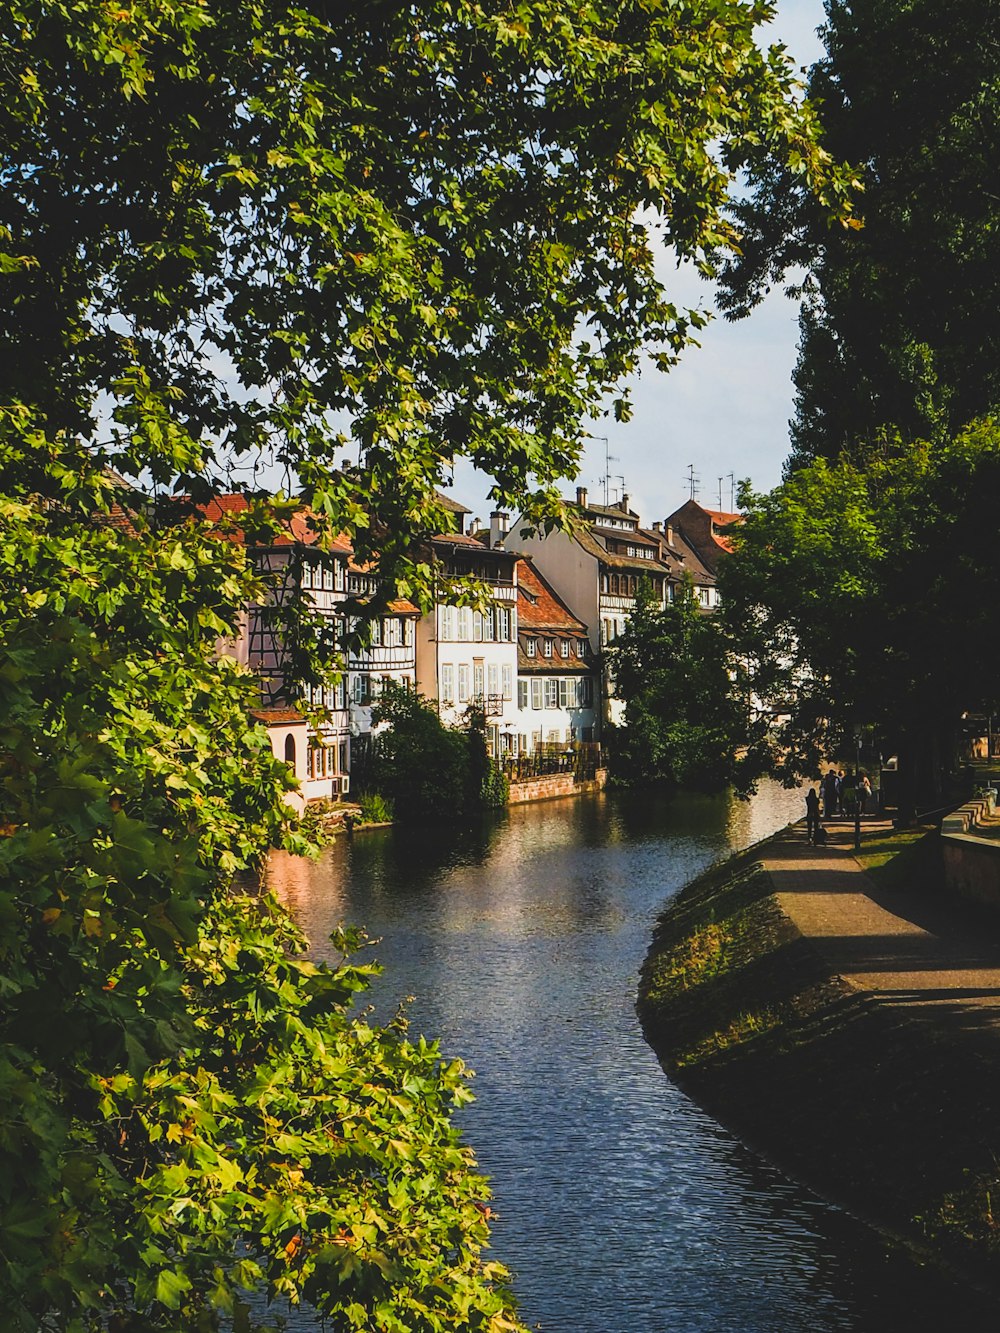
[717,476,724,510]
[727,472,735,510]
[685,463,700,501]
[591,435,618,507]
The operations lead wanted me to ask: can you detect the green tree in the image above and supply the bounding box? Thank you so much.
[720,424,1000,813]
[1,0,855,586]
[609,581,748,792]
[368,689,508,821]
[0,1,854,1325]
[719,0,1000,468]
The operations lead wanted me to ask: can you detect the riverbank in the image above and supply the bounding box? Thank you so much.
[638,819,1000,1294]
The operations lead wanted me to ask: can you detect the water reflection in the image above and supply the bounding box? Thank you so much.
[269,786,993,1332]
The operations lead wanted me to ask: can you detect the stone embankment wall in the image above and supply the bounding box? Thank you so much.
[942,791,1000,908]
[507,768,607,804]
[638,841,1000,1295]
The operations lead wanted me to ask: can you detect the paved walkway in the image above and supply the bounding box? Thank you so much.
[762,820,1000,1018]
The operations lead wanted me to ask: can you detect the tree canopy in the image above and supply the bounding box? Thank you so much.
[2,0,854,588]
[719,0,1000,468]
[609,580,748,793]
[1,1,855,1327]
[720,423,1000,809]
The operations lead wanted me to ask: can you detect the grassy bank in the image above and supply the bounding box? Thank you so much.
[638,828,1000,1290]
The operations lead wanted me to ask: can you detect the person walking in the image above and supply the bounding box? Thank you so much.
[805,787,822,844]
[822,768,839,820]
[859,772,873,815]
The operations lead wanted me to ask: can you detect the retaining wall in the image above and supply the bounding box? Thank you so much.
[507,768,607,804]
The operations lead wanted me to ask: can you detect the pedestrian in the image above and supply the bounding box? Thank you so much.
[805,787,821,844]
[837,770,846,815]
[859,772,872,815]
[822,768,839,819]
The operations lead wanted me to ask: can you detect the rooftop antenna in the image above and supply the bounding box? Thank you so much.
[591,435,618,507]
[727,472,736,511]
[717,475,724,510]
[686,463,700,501]
[613,474,626,505]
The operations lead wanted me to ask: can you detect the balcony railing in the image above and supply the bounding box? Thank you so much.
[501,742,602,784]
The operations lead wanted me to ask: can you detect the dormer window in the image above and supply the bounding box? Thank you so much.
[542,638,554,658]
[526,637,537,657]
[560,640,570,658]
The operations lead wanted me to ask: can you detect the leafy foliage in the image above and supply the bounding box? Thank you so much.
[609,581,748,793]
[719,0,1000,468]
[368,688,507,822]
[720,424,1000,806]
[0,459,520,1329]
[1,0,854,603]
[0,1,856,1325]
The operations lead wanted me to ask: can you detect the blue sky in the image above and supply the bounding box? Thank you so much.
[458,0,828,528]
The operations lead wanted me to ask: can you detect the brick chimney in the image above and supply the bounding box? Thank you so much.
[576,485,588,508]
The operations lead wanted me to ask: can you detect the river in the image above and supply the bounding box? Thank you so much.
[269,785,988,1331]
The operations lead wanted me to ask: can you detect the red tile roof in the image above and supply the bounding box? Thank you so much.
[516,558,587,632]
[251,707,306,725]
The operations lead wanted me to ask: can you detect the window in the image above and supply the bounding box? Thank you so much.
[576,639,586,658]
[370,619,381,646]
[473,611,484,642]
[601,574,609,593]
[502,663,513,700]
[698,586,711,607]
[558,678,569,708]
[441,606,456,640]
[473,662,484,701]
[352,675,369,704]
[542,638,553,658]
[458,663,470,703]
[497,606,512,641]
[545,678,558,708]
[441,664,455,704]
[526,637,536,658]
[531,679,543,710]
[560,639,570,659]
[518,679,528,709]
[284,734,297,767]
[323,565,334,591]
[610,574,619,594]
[458,607,473,641]
[404,618,414,646]
[488,663,499,696]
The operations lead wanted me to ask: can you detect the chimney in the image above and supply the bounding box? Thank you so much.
[489,510,509,548]
[619,493,629,511]
[576,485,588,508]
[652,520,662,533]
[666,523,675,547]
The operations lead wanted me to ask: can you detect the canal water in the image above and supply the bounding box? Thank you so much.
[269,786,990,1332]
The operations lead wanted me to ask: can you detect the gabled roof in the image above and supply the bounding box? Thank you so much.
[434,490,472,516]
[198,494,356,553]
[570,520,673,574]
[515,558,588,633]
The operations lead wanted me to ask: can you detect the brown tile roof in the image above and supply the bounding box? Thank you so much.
[570,521,673,574]
[515,559,587,632]
[516,647,593,673]
[434,491,472,515]
[251,707,306,725]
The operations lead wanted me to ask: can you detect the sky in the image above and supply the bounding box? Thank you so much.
[456,0,828,528]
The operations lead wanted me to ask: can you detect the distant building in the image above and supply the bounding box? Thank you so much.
[508,487,674,727]
[512,557,597,752]
[664,499,741,577]
[414,500,519,756]
[640,518,719,611]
